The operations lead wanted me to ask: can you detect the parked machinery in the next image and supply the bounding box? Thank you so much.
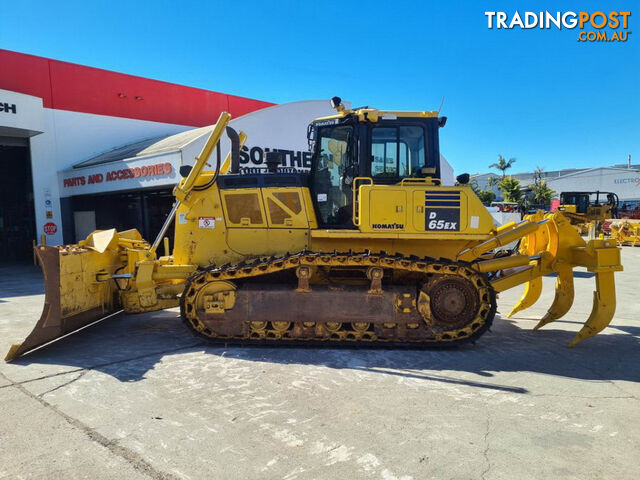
[5,99,623,361]
[557,191,619,234]
[610,219,640,246]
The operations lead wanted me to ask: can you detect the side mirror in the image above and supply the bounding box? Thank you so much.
[438,116,448,128]
[179,165,193,177]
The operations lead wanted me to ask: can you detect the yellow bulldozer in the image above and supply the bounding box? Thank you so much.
[5,98,623,361]
[557,191,619,234]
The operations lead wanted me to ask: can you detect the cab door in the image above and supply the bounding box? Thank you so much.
[309,124,356,228]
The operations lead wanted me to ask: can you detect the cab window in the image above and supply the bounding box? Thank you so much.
[311,125,355,226]
[371,126,425,178]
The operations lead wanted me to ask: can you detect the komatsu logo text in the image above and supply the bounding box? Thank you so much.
[372,223,404,230]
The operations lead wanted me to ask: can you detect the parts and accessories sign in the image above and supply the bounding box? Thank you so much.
[63,162,173,188]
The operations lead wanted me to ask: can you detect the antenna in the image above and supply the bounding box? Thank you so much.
[437,96,445,114]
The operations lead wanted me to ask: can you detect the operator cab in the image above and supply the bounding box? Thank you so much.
[559,191,619,215]
[308,97,447,228]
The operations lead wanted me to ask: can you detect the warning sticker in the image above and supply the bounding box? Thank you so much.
[198,217,216,229]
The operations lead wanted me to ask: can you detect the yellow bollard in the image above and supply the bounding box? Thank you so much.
[163,237,170,257]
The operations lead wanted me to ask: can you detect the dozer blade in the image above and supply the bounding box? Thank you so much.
[568,271,616,347]
[506,276,542,318]
[533,265,574,330]
[4,229,134,361]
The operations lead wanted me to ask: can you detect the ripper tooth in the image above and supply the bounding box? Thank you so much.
[569,271,617,347]
[507,277,542,319]
[534,265,575,330]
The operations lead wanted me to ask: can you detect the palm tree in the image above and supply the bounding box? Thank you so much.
[487,176,499,188]
[533,166,544,186]
[532,180,556,205]
[498,177,522,202]
[489,155,516,178]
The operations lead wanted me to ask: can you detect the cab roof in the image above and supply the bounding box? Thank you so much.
[312,107,439,123]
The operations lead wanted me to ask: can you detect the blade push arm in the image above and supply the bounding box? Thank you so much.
[174,111,232,203]
[150,112,232,253]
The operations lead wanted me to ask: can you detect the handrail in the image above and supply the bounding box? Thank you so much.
[352,177,373,226]
[399,177,441,186]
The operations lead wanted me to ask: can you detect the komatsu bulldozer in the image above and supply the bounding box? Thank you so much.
[5,98,623,361]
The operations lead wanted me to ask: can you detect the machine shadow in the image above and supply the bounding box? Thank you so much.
[0,265,44,299]
[13,310,640,390]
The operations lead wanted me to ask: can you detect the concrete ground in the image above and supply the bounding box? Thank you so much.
[0,249,639,480]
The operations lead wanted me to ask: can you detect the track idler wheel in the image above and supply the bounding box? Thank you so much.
[419,275,481,330]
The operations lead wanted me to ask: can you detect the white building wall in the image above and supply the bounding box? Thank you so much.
[439,155,455,186]
[48,109,191,171]
[547,168,640,202]
[182,100,340,170]
[0,89,44,136]
[30,110,193,245]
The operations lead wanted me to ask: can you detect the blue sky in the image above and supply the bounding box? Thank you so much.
[1,0,637,175]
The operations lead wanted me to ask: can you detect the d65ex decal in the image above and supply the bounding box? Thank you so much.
[425,208,460,231]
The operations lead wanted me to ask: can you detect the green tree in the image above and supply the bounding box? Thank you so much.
[489,155,517,178]
[533,166,544,186]
[477,189,496,205]
[498,176,522,202]
[486,175,500,188]
[531,180,556,205]
[469,178,481,194]
[469,178,496,204]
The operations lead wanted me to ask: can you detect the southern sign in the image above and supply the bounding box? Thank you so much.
[238,145,312,173]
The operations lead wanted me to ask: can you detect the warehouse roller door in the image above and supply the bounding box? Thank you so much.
[0,137,35,264]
